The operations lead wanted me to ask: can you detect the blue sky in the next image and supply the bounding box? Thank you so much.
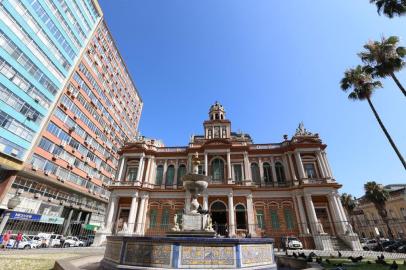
[99,0,406,197]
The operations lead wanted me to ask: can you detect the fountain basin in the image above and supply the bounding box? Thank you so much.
[101,236,276,269]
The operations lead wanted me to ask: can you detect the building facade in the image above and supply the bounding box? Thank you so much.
[350,184,406,240]
[0,0,142,235]
[104,102,360,250]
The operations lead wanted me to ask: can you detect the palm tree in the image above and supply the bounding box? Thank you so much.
[340,193,357,230]
[364,181,393,239]
[370,0,406,18]
[340,65,406,169]
[359,36,406,96]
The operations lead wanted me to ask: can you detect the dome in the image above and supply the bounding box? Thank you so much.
[209,101,226,120]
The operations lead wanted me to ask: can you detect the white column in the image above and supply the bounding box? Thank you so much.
[294,152,306,179]
[304,194,318,235]
[116,157,126,182]
[140,197,149,235]
[136,156,144,182]
[296,195,310,234]
[316,151,327,178]
[162,160,168,187]
[144,157,151,184]
[149,158,156,186]
[228,192,236,236]
[334,194,348,223]
[246,194,256,236]
[227,151,232,180]
[270,157,278,184]
[105,195,119,231]
[185,190,191,213]
[127,194,139,234]
[204,153,208,176]
[328,193,345,234]
[289,154,297,181]
[173,160,179,187]
[135,194,147,234]
[282,155,291,181]
[259,158,265,186]
[188,154,192,173]
[243,153,251,181]
[203,193,208,211]
[322,151,334,178]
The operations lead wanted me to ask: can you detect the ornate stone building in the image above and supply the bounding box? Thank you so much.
[104,102,361,250]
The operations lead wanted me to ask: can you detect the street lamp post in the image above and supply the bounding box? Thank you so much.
[0,195,21,234]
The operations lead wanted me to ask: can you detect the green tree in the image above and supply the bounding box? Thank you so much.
[370,0,406,18]
[364,181,393,239]
[359,36,406,96]
[340,65,406,169]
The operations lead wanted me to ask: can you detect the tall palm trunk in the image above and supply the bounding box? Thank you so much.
[390,72,406,96]
[367,97,406,170]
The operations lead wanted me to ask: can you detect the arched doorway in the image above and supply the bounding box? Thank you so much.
[210,201,227,236]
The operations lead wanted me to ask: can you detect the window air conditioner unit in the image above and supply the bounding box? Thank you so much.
[72,92,78,98]
[10,149,19,157]
[32,165,38,171]
[44,170,50,176]
[60,141,67,148]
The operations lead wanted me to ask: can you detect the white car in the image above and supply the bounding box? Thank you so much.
[64,236,85,247]
[282,236,303,250]
[7,236,39,249]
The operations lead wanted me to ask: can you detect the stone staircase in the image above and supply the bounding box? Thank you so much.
[330,236,351,251]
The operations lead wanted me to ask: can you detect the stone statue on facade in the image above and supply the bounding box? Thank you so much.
[316,220,325,234]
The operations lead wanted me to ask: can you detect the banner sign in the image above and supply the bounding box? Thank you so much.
[9,211,41,221]
[39,215,64,225]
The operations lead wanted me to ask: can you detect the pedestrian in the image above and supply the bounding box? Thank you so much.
[13,232,22,249]
[60,235,65,248]
[2,231,11,249]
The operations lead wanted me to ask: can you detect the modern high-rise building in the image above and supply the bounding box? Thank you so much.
[0,0,142,235]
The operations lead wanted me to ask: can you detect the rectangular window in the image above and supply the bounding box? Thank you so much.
[127,167,138,181]
[256,209,265,229]
[304,163,317,178]
[270,209,280,229]
[233,164,243,183]
[284,208,295,230]
[161,208,170,228]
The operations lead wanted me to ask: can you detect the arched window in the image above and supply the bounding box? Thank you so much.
[177,164,186,186]
[155,165,164,185]
[275,162,286,183]
[304,163,317,178]
[251,163,260,184]
[161,208,170,228]
[126,166,138,182]
[236,204,247,229]
[211,158,224,181]
[149,209,157,228]
[263,163,273,184]
[166,165,175,186]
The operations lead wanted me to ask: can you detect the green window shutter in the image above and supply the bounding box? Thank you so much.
[149,209,157,228]
[284,208,294,230]
[161,208,170,228]
[270,209,280,229]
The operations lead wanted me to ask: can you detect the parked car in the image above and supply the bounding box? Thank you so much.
[7,235,39,249]
[372,240,396,251]
[397,244,406,253]
[64,236,85,247]
[79,235,94,247]
[49,234,63,247]
[384,240,406,253]
[362,239,378,251]
[281,236,303,250]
